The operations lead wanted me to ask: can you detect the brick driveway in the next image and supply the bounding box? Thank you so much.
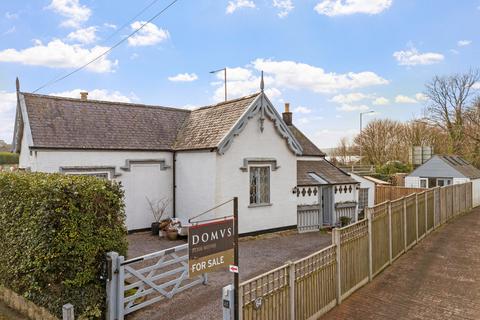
[127,229,332,320]
[323,207,480,320]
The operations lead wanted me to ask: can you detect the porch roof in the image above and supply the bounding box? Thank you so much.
[297,159,358,186]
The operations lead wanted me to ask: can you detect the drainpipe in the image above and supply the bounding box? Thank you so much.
[173,151,177,218]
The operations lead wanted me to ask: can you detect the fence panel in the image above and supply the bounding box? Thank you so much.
[417,193,426,239]
[339,220,369,299]
[427,190,435,231]
[405,195,417,248]
[375,186,424,204]
[467,182,473,209]
[241,265,290,320]
[370,203,389,277]
[440,187,447,225]
[390,198,405,260]
[294,246,337,320]
[446,186,454,221]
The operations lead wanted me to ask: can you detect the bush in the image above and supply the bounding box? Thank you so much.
[0,172,127,319]
[0,152,19,165]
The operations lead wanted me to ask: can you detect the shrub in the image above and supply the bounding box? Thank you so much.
[0,172,127,319]
[0,152,19,165]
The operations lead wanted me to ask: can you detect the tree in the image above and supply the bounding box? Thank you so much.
[425,69,480,154]
[331,137,356,165]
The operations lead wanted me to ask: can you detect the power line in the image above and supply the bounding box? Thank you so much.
[32,0,179,93]
[102,0,163,45]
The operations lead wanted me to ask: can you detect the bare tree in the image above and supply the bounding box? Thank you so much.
[331,137,355,165]
[146,197,171,223]
[425,69,480,153]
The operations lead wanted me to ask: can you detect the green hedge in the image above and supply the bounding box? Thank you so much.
[0,172,127,319]
[0,152,19,165]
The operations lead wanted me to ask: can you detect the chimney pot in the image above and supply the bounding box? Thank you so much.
[282,102,292,125]
[80,92,88,101]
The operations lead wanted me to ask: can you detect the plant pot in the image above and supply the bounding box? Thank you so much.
[151,222,160,236]
[167,229,178,241]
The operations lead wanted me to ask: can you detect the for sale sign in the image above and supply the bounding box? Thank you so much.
[188,218,235,277]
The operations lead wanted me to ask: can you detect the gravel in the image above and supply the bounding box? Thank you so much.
[127,230,332,320]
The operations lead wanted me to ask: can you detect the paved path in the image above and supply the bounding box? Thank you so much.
[0,302,27,320]
[324,207,480,320]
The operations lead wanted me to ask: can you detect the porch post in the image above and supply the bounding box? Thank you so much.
[106,252,118,320]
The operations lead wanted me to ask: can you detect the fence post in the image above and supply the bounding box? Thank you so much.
[333,228,342,305]
[367,209,373,282]
[415,194,419,243]
[222,284,235,320]
[403,198,407,251]
[287,261,295,320]
[106,251,118,320]
[388,202,392,265]
[62,304,74,320]
[117,255,125,320]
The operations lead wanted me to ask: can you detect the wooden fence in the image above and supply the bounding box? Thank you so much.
[375,185,425,204]
[236,182,473,320]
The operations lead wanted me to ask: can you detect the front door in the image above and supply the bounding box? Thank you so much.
[322,186,334,226]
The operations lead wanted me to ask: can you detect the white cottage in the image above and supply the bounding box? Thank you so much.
[12,83,355,233]
[405,155,480,207]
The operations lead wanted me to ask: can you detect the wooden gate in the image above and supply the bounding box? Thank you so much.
[106,244,207,319]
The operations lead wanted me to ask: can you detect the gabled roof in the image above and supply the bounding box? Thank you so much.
[14,91,303,155]
[174,94,259,150]
[297,159,357,186]
[20,92,190,151]
[287,125,325,157]
[437,155,480,179]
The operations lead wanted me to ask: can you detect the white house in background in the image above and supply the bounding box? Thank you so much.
[349,174,391,213]
[405,155,480,207]
[13,80,356,233]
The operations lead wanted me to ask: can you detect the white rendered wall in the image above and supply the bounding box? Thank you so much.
[31,149,173,230]
[472,179,480,207]
[175,151,217,225]
[333,184,358,203]
[453,178,469,185]
[296,186,320,205]
[19,126,35,169]
[405,176,420,188]
[349,174,375,208]
[215,113,298,234]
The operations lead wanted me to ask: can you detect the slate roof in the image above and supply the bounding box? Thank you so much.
[288,125,325,157]
[297,159,357,186]
[173,93,259,150]
[22,93,190,150]
[438,155,480,179]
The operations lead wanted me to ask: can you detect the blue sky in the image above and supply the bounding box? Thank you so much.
[0,0,479,148]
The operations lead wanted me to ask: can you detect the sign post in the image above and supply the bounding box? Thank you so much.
[233,197,239,320]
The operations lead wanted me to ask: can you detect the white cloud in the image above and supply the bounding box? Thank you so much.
[313,128,358,148]
[50,89,134,103]
[330,92,371,104]
[5,12,19,19]
[293,106,312,114]
[471,82,480,90]
[47,0,91,28]
[450,49,460,55]
[226,0,256,14]
[457,40,472,47]
[168,73,198,82]
[67,26,97,44]
[127,21,169,47]
[395,95,418,104]
[0,91,18,142]
[393,47,444,66]
[415,93,428,102]
[3,27,16,35]
[273,0,294,17]
[252,58,388,93]
[104,23,117,29]
[372,97,389,105]
[314,0,392,16]
[336,104,369,112]
[0,39,117,73]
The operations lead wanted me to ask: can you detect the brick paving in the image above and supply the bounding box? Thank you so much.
[323,207,480,320]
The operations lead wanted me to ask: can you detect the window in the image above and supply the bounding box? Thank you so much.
[249,166,270,205]
[358,188,369,210]
[420,178,428,188]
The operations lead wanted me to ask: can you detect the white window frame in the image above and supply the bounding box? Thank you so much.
[419,178,428,188]
[249,165,271,207]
